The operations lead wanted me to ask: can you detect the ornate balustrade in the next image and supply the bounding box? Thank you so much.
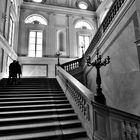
[56,66,94,140]
[61,58,83,75]
[85,0,127,56]
[92,102,140,140]
[56,66,140,140]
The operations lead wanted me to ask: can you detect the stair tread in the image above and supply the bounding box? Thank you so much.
[0,129,62,140]
[0,93,64,97]
[0,108,74,114]
[0,127,88,140]
[0,99,69,104]
[0,120,81,131]
[0,113,77,122]
[0,78,89,140]
[0,96,67,100]
[0,103,70,109]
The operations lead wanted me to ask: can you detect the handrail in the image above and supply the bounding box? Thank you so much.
[85,0,126,56]
[56,66,94,140]
[56,66,140,140]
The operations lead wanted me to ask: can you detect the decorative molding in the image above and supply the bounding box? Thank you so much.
[21,2,95,18]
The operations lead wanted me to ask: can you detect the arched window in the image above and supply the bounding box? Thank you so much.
[25,14,47,25]
[25,14,47,57]
[75,20,92,30]
[75,20,93,57]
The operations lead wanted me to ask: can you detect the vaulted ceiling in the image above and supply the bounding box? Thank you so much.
[23,0,97,11]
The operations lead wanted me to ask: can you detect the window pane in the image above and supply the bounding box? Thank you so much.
[37,38,42,44]
[29,44,35,51]
[85,36,90,47]
[37,32,42,38]
[29,37,35,44]
[30,32,35,37]
[28,51,35,57]
[28,30,43,57]
[36,51,42,57]
[36,45,42,51]
[79,36,84,46]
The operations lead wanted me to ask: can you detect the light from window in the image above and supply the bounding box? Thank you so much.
[28,31,43,57]
[75,21,92,30]
[78,2,88,10]
[79,35,90,57]
[25,14,47,25]
[32,0,43,2]
[8,16,15,47]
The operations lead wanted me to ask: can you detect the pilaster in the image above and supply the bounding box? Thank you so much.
[67,14,75,57]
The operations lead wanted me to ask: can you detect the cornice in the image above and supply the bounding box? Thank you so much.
[21,2,96,18]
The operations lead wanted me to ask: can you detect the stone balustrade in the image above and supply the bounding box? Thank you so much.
[56,66,140,140]
[61,58,83,75]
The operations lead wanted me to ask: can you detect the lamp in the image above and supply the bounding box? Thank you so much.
[87,49,110,105]
[56,51,61,66]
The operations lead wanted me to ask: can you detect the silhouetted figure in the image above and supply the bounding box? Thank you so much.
[15,61,22,82]
[7,60,17,85]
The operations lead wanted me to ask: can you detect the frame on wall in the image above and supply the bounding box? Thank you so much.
[22,64,48,77]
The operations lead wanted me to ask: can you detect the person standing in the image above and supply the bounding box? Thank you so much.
[15,61,22,82]
[7,60,17,85]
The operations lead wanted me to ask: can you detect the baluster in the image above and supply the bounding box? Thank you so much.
[69,64,71,71]
[77,62,79,68]
[86,104,90,121]
[73,62,75,69]
[121,121,126,140]
[68,64,70,71]
[71,63,73,70]
[137,124,140,139]
[131,123,138,140]
[125,121,132,140]
[73,63,75,70]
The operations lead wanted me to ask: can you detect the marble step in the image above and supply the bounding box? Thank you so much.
[0,113,78,125]
[0,120,82,136]
[0,99,69,106]
[0,103,71,111]
[0,93,65,97]
[0,127,88,140]
[0,96,67,101]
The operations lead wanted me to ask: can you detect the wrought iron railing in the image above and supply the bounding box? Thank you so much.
[85,0,126,56]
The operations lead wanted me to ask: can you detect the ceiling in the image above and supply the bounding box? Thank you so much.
[23,0,97,11]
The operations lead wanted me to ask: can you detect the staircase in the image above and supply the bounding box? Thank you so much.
[0,78,90,140]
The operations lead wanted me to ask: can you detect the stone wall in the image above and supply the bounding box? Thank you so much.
[85,0,140,116]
